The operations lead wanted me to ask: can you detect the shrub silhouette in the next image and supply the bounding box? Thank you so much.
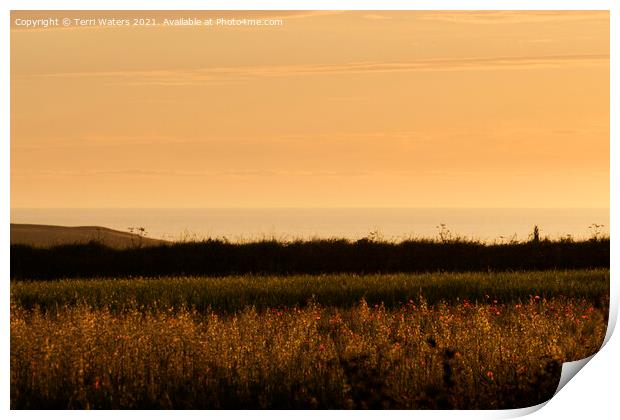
[10,235,609,280]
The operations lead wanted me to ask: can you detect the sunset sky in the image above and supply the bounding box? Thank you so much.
[11,11,609,208]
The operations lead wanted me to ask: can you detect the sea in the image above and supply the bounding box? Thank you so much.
[10,208,610,243]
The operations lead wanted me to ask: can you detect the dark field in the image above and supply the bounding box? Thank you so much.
[11,270,609,409]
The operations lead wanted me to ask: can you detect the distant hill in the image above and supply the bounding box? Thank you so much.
[10,224,167,249]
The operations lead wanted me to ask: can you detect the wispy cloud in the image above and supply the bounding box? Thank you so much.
[362,14,392,20]
[519,38,554,44]
[11,135,187,150]
[15,54,609,86]
[417,11,608,25]
[11,169,372,178]
[10,129,465,157]
[15,167,606,180]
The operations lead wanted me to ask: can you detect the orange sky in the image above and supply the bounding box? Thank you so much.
[10,11,609,208]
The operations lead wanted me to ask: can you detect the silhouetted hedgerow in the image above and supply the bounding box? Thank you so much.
[10,236,609,280]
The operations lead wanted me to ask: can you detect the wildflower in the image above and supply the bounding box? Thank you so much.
[486,371,494,380]
[534,295,540,300]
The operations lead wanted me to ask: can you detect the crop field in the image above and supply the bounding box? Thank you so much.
[11,270,609,409]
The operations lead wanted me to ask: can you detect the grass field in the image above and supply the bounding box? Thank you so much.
[11,270,609,409]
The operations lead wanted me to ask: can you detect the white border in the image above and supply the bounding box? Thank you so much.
[2,1,617,419]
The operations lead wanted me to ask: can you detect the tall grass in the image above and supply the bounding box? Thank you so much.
[11,270,609,409]
[11,298,606,409]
